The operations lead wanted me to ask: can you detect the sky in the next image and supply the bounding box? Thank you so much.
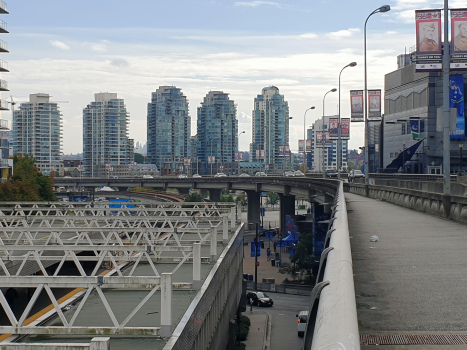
[2,0,461,154]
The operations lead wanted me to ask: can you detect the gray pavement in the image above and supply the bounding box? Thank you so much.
[346,192,467,334]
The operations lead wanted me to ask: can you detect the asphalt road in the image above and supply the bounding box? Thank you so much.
[248,293,310,350]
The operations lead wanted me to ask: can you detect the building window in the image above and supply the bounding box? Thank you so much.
[401,124,406,135]
[390,153,394,158]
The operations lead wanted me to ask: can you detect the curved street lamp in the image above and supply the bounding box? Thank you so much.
[322,89,337,178]
[338,62,357,178]
[303,106,316,171]
[364,5,390,184]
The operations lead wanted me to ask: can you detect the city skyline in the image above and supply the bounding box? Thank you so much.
[1,0,453,154]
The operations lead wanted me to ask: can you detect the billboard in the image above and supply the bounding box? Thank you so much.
[451,9,467,69]
[183,158,191,166]
[329,118,339,139]
[306,140,312,152]
[410,120,420,140]
[324,132,332,148]
[316,131,323,147]
[415,10,442,72]
[450,73,465,140]
[234,152,244,161]
[341,118,350,139]
[279,146,285,156]
[350,90,364,122]
[298,140,305,153]
[285,146,290,156]
[368,90,382,121]
[256,149,265,160]
[208,156,215,164]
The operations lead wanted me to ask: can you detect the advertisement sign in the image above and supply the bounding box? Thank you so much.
[208,156,215,164]
[324,132,332,148]
[256,149,265,160]
[451,9,467,69]
[306,140,312,152]
[298,140,305,153]
[341,118,350,139]
[329,118,339,139]
[285,146,290,156]
[183,158,191,166]
[415,10,442,72]
[410,120,420,140]
[316,131,323,148]
[350,90,364,122]
[235,152,244,161]
[265,164,269,170]
[450,73,465,140]
[279,146,285,156]
[368,90,382,121]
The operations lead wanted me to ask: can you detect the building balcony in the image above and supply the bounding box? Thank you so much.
[0,20,8,34]
[0,1,7,14]
[0,119,7,129]
[0,79,8,91]
[0,39,8,53]
[0,60,8,72]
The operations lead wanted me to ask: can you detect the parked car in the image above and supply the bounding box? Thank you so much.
[177,174,187,178]
[142,175,153,179]
[239,173,250,177]
[214,172,227,177]
[284,171,294,177]
[246,291,274,307]
[325,169,338,178]
[293,170,305,177]
[296,310,309,337]
[255,172,267,177]
[192,174,202,178]
[348,169,364,182]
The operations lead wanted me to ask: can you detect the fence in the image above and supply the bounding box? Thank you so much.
[246,281,312,295]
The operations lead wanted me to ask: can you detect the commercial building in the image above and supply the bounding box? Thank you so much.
[83,93,134,178]
[250,86,290,173]
[12,93,63,175]
[308,116,348,172]
[0,2,11,180]
[382,56,466,174]
[147,86,190,175]
[196,91,238,175]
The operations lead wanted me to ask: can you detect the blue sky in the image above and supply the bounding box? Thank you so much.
[2,0,456,153]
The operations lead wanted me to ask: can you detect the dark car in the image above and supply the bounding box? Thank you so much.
[325,169,339,178]
[246,291,274,307]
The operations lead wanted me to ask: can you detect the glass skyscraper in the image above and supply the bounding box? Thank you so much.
[250,86,290,172]
[196,91,237,175]
[12,93,63,175]
[83,93,134,178]
[147,86,190,175]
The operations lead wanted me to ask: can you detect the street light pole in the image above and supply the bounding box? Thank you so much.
[210,137,219,176]
[338,62,357,178]
[442,0,451,194]
[303,107,315,172]
[322,89,337,178]
[238,131,245,175]
[364,5,391,185]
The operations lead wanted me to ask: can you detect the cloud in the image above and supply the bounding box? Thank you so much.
[110,59,129,67]
[49,40,70,50]
[91,44,107,52]
[234,1,281,7]
[326,28,360,40]
[298,33,317,39]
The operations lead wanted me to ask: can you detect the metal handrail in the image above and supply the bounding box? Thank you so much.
[306,182,359,349]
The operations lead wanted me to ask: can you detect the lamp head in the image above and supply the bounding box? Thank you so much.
[378,5,390,12]
[310,106,316,109]
[289,117,293,120]
[349,62,357,67]
[331,88,337,92]
[240,131,245,134]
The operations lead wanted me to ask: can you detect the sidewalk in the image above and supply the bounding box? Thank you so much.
[244,311,271,350]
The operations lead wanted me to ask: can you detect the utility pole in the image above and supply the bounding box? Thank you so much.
[442,0,451,194]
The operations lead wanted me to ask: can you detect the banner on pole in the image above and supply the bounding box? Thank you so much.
[350,90,364,122]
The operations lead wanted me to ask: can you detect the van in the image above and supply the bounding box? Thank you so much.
[296,310,309,337]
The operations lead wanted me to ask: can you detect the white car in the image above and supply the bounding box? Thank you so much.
[239,173,250,177]
[255,172,267,177]
[214,173,227,177]
[178,174,188,178]
[293,170,305,177]
[142,175,153,179]
[296,310,309,337]
[192,174,202,178]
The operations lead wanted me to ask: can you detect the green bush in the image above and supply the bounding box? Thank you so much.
[237,315,250,341]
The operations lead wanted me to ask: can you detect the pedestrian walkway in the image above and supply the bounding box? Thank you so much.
[346,192,467,337]
[244,311,270,350]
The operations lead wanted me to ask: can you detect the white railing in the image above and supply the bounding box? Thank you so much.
[0,1,7,12]
[304,182,360,349]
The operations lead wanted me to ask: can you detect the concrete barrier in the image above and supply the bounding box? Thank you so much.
[0,337,110,350]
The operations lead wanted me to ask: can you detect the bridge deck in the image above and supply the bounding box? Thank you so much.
[346,192,467,343]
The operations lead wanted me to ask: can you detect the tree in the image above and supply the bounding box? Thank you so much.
[185,192,203,202]
[290,232,314,282]
[299,163,309,173]
[266,192,279,209]
[235,192,247,206]
[221,194,234,202]
[278,262,300,281]
[134,153,144,164]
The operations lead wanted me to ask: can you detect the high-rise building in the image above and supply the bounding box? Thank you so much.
[250,86,290,173]
[309,115,348,172]
[196,91,237,175]
[0,2,11,180]
[12,93,63,175]
[147,86,190,175]
[83,93,134,178]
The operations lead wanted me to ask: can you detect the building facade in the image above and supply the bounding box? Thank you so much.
[147,86,190,175]
[308,115,348,172]
[12,94,63,175]
[0,3,11,180]
[250,86,290,173]
[83,93,134,178]
[196,91,238,175]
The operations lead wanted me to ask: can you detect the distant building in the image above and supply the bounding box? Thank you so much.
[63,159,82,167]
[309,116,348,172]
[12,93,63,175]
[250,86,290,173]
[147,86,190,175]
[83,93,134,177]
[0,2,10,180]
[196,91,238,175]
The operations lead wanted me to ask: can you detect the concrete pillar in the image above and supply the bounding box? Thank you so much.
[210,227,217,262]
[177,188,190,195]
[117,187,128,192]
[323,194,333,214]
[193,243,201,290]
[279,194,295,237]
[210,189,222,202]
[200,189,208,199]
[246,190,261,230]
[230,206,236,228]
[160,273,172,338]
[90,337,111,350]
[223,214,229,244]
